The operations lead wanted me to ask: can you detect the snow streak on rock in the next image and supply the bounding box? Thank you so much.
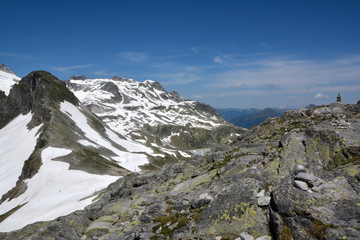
[60,101,151,172]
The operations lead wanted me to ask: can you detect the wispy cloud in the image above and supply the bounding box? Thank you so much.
[155,72,202,85]
[0,52,36,60]
[52,64,96,73]
[288,96,298,100]
[93,70,118,77]
[314,93,329,99]
[208,55,360,96]
[118,52,147,63]
[262,83,276,88]
[260,42,272,48]
[192,95,203,99]
[232,83,247,88]
[191,47,200,54]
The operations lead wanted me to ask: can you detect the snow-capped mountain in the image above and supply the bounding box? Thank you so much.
[0,64,20,96]
[67,76,238,155]
[0,71,156,231]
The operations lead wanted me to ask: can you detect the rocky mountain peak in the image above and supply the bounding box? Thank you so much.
[69,75,87,80]
[0,63,15,74]
[0,71,78,128]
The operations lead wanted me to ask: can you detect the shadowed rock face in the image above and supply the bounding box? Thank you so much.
[0,71,78,128]
[2,101,359,239]
[100,82,122,102]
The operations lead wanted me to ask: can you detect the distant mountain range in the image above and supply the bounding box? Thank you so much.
[217,107,287,129]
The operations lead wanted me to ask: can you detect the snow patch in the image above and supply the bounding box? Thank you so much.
[0,113,42,198]
[0,147,119,232]
[60,101,149,172]
[0,70,20,95]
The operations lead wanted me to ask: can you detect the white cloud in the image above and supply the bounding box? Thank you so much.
[192,95,203,99]
[118,52,147,63]
[214,56,224,64]
[314,93,329,99]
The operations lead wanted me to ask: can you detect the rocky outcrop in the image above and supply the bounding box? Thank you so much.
[0,71,79,128]
[1,101,359,239]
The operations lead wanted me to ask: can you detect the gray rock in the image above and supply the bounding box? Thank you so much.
[240,232,255,240]
[256,236,271,240]
[293,180,309,191]
[257,196,271,207]
[295,172,317,187]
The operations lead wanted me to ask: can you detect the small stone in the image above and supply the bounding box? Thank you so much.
[256,236,271,240]
[313,179,324,187]
[294,180,309,191]
[294,164,306,175]
[295,172,318,187]
[257,196,271,207]
[256,190,265,198]
[215,236,222,240]
[240,232,255,240]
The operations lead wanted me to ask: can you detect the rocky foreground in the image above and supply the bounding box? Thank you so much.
[1,101,360,239]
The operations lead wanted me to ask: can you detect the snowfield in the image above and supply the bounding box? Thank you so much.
[0,113,42,198]
[60,101,151,172]
[0,70,20,95]
[0,147,120,232]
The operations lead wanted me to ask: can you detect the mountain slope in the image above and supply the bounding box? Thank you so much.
[0,71,156,231]
[67,76,243,161]
[67,76,226,136]
[2,101,359,239]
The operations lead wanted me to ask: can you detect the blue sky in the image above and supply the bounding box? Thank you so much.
[1,0,359,108]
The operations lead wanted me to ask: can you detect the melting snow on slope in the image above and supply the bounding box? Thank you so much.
[60,101,151,172]
[0,70,20,95]
[68,78,224,137]
[0,147,119,232]
[0,113,42,198]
